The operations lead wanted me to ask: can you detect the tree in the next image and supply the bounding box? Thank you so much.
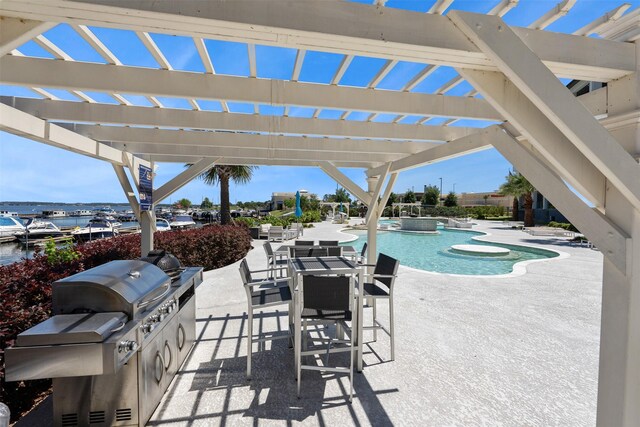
[201,197,213,209]
[198,165,257,225]
[386,192,398,207]
[444,191,458,207]
[335,187,351,203]
[175,198,192,210]
[499,171,535,226]
[422,185,440,206]
[403,190,416,203]
[283,198,295,209]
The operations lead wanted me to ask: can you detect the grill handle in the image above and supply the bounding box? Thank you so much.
[110,321,126,333]
[137,283,171,308]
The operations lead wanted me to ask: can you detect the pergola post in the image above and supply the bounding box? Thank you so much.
[140,210,154,257]
[366,176,379,267]
[596,44,640,426]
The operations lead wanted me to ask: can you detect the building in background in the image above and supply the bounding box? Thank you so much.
[270,189,308,211]
[457,192,514,209]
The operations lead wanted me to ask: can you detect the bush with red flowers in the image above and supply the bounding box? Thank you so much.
[0,225,250,421]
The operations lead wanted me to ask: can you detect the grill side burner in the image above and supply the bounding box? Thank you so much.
[4,261,203,426]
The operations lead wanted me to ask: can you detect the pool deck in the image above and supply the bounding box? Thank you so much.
[18,219,603,426]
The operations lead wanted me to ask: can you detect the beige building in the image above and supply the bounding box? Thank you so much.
[457,191,514,209]
[270,189,308,210]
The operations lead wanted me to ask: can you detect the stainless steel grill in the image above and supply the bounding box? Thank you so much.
[5,260,203,426]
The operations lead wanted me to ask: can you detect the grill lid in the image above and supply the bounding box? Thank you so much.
[15,312,127,347]
[53,260,170,319]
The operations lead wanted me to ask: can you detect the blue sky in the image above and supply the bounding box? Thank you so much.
[1,0,637,204]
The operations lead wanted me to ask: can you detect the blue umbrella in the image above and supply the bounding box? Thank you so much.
[295,191,303,217]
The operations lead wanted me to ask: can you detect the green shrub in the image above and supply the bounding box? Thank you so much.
[233,217,256,228]
[44,238,80,265]
[548,221,579,232]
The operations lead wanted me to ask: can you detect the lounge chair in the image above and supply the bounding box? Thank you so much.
[268,225,286,241]
[290,222,303,238]
[258,223,272,239]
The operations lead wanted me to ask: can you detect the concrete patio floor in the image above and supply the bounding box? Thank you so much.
[148,219,603,426]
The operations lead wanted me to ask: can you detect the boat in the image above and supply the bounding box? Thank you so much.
[15,219,64,242]
[71,219,119,242]
[92,213,122,228]
[116,210,136,222]
[69,209,93,217]
[0,216,25,238]
[155,219,172,232]
[169,215,196,230]
[42,210,66,218]
[0,210,19,217]
[94,207,118,217]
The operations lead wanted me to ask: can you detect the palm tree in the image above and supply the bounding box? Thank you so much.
[499,171,535,226]
[199,165,257,225]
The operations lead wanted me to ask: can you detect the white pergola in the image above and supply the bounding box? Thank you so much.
[0,1,638,424]
[319,202,351,219]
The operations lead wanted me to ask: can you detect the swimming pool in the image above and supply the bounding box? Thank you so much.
[342,228,558,276]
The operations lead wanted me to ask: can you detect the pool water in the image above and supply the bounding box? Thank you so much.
[343,228,558,275]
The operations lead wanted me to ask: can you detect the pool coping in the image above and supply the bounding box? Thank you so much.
[339,226,569,279]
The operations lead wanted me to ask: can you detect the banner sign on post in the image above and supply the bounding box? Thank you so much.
[139,165,153,211]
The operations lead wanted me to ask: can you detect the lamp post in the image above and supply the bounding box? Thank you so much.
[439,177,443,205]
[453,183,456,193]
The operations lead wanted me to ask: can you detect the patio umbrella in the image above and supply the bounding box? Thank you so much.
[338,202,343,212]
[294,191,302,233]
[295,191,303,218]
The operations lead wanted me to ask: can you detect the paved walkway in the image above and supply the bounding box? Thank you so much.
[149,219,603,426]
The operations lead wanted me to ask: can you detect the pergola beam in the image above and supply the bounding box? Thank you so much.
[452,11,640,211]
[108,141,399,164]
[148,155,372,169]
[154,157,220,204]
[366,127,497,177]
[0,97,479,142]
[0,1,635,81]
[492,126,629,274]
[0,103,149,167]
[459,68,608,208]
[0,16,54,56]
[0,55,504,121]
[319,162,371,205]
[63,123,434,155]
[112,164,141,221]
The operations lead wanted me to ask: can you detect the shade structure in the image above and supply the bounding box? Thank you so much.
[295,191,303,218]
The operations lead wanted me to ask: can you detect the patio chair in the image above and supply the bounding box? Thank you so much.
[296,275,355,401]
[291,222,304,238]
[268,225,286,241]
[326,246,343,256]
[360,253,399,361]
[319,240,339,246]
[289,247,329,258]
[258,223,272,239]
[294,240,315,246]
[263,242,288,277]
[238,259,292,380]
[356,242,368,265]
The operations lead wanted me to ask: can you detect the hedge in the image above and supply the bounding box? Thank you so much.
[0,225,251,422]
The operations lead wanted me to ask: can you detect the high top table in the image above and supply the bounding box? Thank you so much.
[275,245,358,259]
[288,256,364,372]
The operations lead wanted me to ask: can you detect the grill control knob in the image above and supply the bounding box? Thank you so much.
[118,340,138,353]
[140,323,154,334]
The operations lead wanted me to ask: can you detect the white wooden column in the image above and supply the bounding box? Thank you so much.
[596,44,640,426]
[366,176,379,266]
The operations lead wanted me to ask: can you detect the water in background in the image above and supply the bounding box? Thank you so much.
[0,203,137,266]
